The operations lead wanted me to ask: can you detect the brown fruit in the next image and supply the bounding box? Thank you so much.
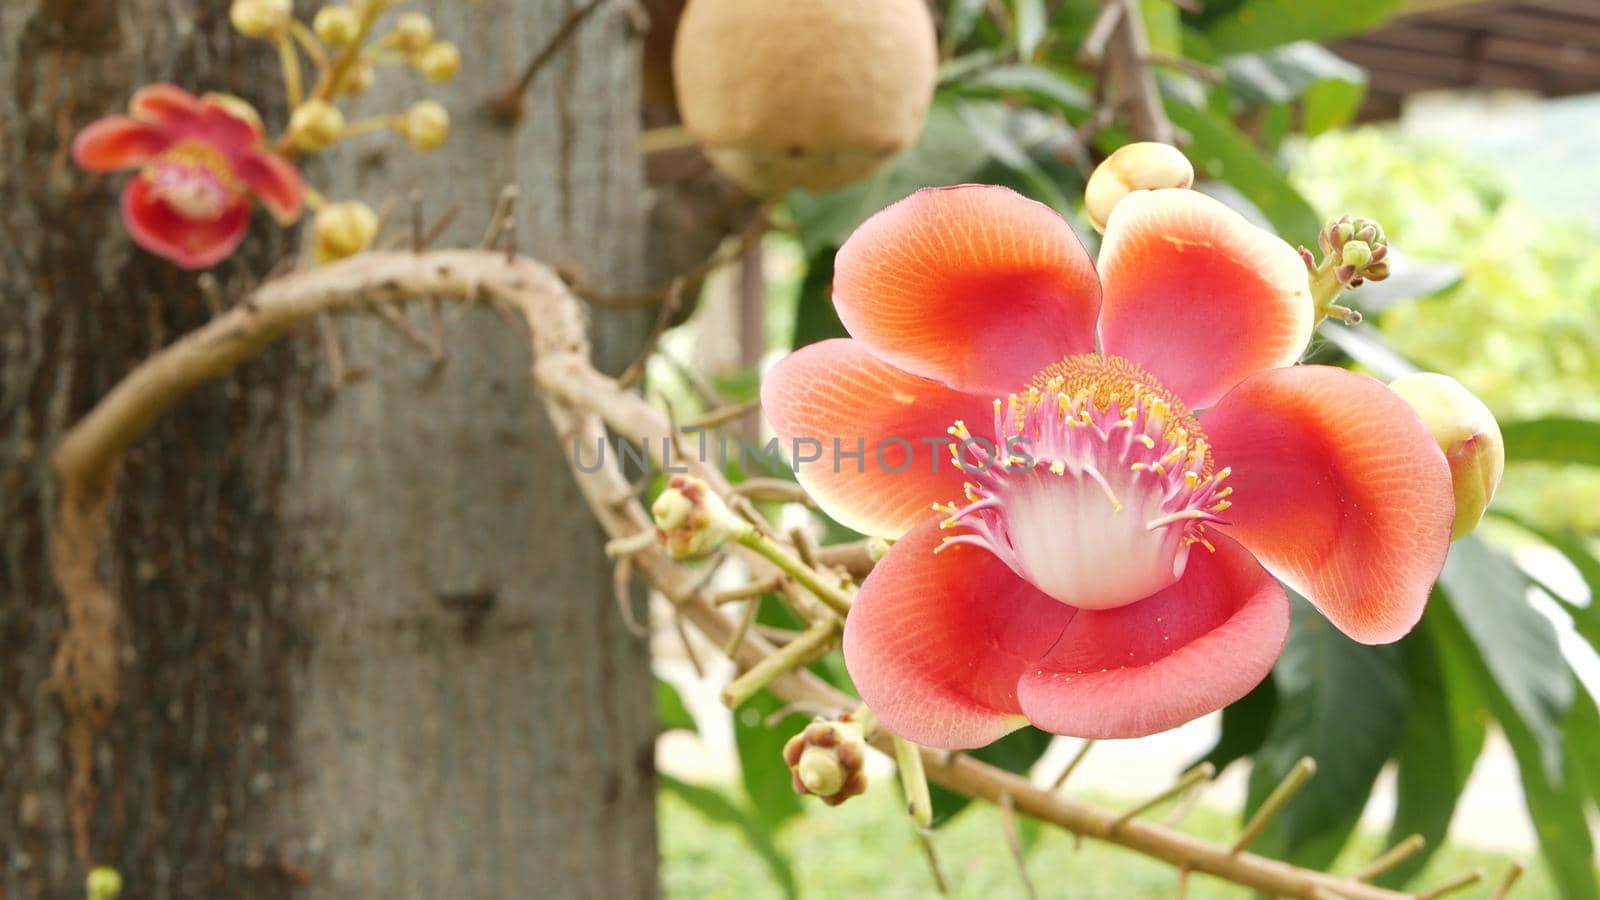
[672,0,938,197]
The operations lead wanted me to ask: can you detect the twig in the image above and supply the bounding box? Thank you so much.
[317,314,349,387]
[1233,758,1316,854]
[1111,763,1214,832]
[1078,1,1123,67]
[1103,0,1175,143]
[565,203,772,309]
[1051,739,1096,790]
[684,400,763,432]
[1489,863,1524,900]
[674,611,705,679]
[612,557,649,638]
[482,186,520,249]
[490,0,611,122]
[720,617,838,708]
[999,793,1039,900]
[1352,834,1426,882]
[895,736,935,829]
[1417,869,1485,900]
[734,529,854,618]
[915,831,951,896]
[712,576,782,605]
[618,277,687,389]
[722,593,762,657]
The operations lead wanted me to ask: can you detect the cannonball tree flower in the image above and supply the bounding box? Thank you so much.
[760,183,1456,748]
[72,84,304,270]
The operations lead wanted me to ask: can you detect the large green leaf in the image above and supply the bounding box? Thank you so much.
[950,63,1093,116]
[1491,510,1600,647]
[943,0,990,54]
[1438,536,1573,780]
[1014,0,1047,60]
[1501,417,1600,468]
[1313,322,1420,380]
[790,250,845,351]
[789,100,993,256]
[1165,99,1321,248]
[1222,41,1366,136]
[1244,595,1408,868]
[1379,609,1488,888]
[1194,676,1277,774]
[1201,0,1403,54]
[734,690,807,831]
[657,677,696,731]
[1567,690,1600,813]
[1427,599,1598,900]
[956,102,1072,211]
[660,775,799,899]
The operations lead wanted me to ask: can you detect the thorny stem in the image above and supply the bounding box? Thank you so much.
[48,247,1451,900]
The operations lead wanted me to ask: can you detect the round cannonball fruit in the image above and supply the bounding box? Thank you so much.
[672,0,938,196]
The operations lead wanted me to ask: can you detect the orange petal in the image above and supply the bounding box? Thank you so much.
[122,179,250,270]
[1204,365,1454,644]
[843,518,1074,749]
[760,340,997,539]
[1017,531,1287,739]
[1097,189,1313,410]
[236,150,304,223]
[833,185,1101,395]
[72,117,171,172]
[130,83,205,127]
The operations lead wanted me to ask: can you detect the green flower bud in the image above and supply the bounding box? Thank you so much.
[1389,373,1504,539]
[782,719,868,807]
[87,867,123,900]
[313,202,379,263]
[314,6,361,48]
[289,99,345,152]
[393,12,435,52]
[418,41,461,82]
[402,100,449,151]
[651,475,751,559]
[1341,240,1372,269]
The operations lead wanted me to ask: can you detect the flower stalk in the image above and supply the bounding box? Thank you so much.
[721,617,839,709]
[734,529,854,618]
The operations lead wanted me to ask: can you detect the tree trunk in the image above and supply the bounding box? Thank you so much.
[0,2,656,896]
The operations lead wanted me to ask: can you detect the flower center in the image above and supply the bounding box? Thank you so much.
[935,354,1232,611]
[143,141,240,221]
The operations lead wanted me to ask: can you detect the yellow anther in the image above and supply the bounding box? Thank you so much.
[1136,434,1156,449]
[1048,460,1066,476]
[1184,471,1200,487]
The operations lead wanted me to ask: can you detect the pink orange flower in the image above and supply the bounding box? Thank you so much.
[761,185,1455,747]
[72,84,304,269]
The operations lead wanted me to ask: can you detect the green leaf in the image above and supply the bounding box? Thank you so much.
[1244,595,1408,868]
[1015,0,1047,60]
[1567,690,1600,812]
[943,0,990,54]
[1379,610,1488,888]
[1165,99,1321,248]
[1141,0,1182,56]
[1490,510,1600,647]
[1194,676,1277,773]
[1202,0,1403,54]
[951,63,1093,115]
[928,726,1055,825]
[789,100,992,256]
[657,677,696,731]
[1219,41,1367,135]
[1438,536,1574,780]
[1313,322,1420,380]
[1501,417,1600,468]
[733,691,807,831]
[791,250,845,351]
[1342,248,1462,314]
[660,775,799,900]
[1426,599,1598,900]
[956,102,1071,211]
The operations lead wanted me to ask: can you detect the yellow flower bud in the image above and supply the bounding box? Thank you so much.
[313,5,361,48]
[338,63,375,97]
[393,12,435,51]
[86,867,123,900]
[418,41,462,82]
[1084,142,1195,233]
[313,202,380,263]
[403,100,450,151]
[1389,373,1504,539]
[229,0,292,39]
[288,100,345,152]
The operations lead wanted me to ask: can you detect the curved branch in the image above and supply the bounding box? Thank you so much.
[51,248,1415,899]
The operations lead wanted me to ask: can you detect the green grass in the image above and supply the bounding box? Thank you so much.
[661,780,1554,899]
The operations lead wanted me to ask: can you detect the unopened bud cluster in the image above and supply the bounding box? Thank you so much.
[651,475,752,559]
[1317,215,1391,289]
[782,719,868,806]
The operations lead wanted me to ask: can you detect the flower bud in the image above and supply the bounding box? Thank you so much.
[418,41,462,82]
[339,63,375,96]
[402,100,450,151]
[87,867,123,900]
[393,12,435,51]
[651,475,750,559]
[230,0,291,38]
[782,719,868,807]
[1389,373,1504,539]
[314,5,361,48]
[288,99,345,152]
[1084,142,1195,233]
[1340,240,1372,270]
[313,202,379,263]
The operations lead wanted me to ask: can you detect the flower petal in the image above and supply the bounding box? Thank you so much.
[130,83,206,126]
[833,185,1101,395]
[72,117,171,172]
[122,179,250,270]
[1097,189,1313,410]
[1203,365,1454,644]
[1017,531,1287,739]
[236,150,305,223]
[844,518,1074,749]
[761,339,996,539]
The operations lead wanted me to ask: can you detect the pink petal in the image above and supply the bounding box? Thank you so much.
[833,185,1101,396]
[122,179,250,270]
[200,93,267,144]
[236,150,304,223]
[1203,365,1454,644]
[72,117,171,172]
[760,339,997,539]
[130,83,205,127]
[1017,531,1288,739]
[843,518,1074,749]
[1097,189,1314,410]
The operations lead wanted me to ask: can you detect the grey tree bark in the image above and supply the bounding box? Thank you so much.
[1,1,656,896]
